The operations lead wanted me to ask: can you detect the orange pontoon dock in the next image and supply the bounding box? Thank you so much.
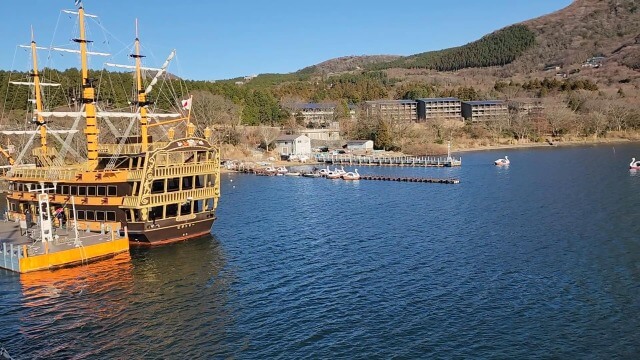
[0,220,129,273]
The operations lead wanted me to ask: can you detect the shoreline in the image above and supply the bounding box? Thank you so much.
[219,138,640,172]
[452,138,640,154]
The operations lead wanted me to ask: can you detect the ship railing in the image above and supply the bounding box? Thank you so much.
[127,169,144,180]
[98,142,170,154]
[8,167,78,181]
[122,187,219,208]
[154,162,219,177]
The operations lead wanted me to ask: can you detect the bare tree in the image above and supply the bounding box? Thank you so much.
[510,112,532,141]
[541,98,575,138]
[258,126,280,152]
[586,111,609,138]
[191,90,242,128]
[607,104,631,132]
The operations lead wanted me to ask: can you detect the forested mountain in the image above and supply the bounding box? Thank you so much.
[515,0,639,72]
[368,25,536,72]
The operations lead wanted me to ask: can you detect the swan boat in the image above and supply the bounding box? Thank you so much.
[630,158,640,170]
[494,156,510,166]
[342,169,360,180]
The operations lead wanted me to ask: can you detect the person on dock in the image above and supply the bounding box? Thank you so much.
[55,207,67,229]
[24,208,32,229]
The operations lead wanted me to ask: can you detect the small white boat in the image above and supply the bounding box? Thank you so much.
[342,169,360,180]
[264,166,277,174]
[630,158,640,170]
[335,166,346,175]
[285,172,301,176]
[494,156,510,166]
[276,166,288,174]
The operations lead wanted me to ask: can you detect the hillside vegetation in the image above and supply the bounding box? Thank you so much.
[369,25,536,72]
[2,0,640,156]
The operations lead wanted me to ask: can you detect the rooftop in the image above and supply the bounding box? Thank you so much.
[417,97,460,102]
[462,100,506,106]
[275,134,308,141]
[365,100,417,105]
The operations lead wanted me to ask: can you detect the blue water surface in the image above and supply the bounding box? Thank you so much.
[1,143,639,359]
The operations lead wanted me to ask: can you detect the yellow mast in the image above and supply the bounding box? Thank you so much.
[77,6,99,170]
[30,27,47,161]
[133,19,149,152]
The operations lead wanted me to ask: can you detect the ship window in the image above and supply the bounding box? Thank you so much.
[97,186,106,196]
[195,175,204,188]
[10,203,17,212]
[70,186,77,195]
[166,203,178,217]
[151,180,164,194]
[151,206,163,220]
[61,185,69,195]
[167,178,180,192]
[194,200,202,213]
[78,187,87,196]
[106,211,116,222]
[125,210,131,222]
[133,209,141,221]
[96,211,105,221]
[88,186,96,196]
[107,186,117,196]
[86,211,95,221]
[182,176,193,190]
[180,202,192,215]
[77,210,85,220]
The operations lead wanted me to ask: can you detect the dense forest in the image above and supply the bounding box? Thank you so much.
[368,25,536,72]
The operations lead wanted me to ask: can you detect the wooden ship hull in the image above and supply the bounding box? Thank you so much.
[4,136,220,246]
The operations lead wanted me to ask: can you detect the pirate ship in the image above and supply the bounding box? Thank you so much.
[1,3,221,248]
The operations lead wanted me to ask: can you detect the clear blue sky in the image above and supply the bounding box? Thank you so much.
[0,0,572,80]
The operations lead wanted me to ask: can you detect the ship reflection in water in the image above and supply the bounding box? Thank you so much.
[5,235,235,359]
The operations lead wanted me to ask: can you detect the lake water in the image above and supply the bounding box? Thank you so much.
[1,143,639,359]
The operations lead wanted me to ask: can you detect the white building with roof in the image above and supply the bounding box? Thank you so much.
[274,134,311,156]
[346,140,374,152]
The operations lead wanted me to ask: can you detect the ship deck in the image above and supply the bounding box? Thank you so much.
[0,220,129,273]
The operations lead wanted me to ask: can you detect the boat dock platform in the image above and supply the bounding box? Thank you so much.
[0,220,129,273]
[360,175,460,184]
[316,154,462,167]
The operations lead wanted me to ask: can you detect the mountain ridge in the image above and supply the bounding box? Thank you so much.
[281,0,639,79]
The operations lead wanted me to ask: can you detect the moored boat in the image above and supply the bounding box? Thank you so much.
[0,3,221,249]
[342,169,361,180]
[629,158,640,169]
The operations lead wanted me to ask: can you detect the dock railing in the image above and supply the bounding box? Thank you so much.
[0,242,22,272]
[315,154,461,167]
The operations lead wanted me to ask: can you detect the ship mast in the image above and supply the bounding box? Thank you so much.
[30,27,48,161]
[76,5,99,170]
[132,19,150,152]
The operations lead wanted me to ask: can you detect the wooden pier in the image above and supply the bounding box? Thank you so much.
[315,154,462,167]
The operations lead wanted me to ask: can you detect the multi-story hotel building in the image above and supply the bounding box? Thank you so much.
[364,100,418,122]
[461,100,508,121]
[417,97,462,121]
